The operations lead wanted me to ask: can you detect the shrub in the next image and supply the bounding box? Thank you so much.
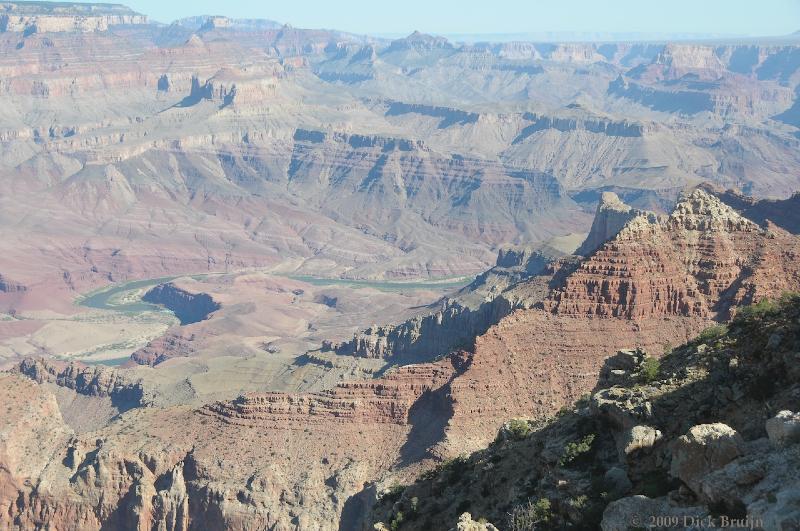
[698,324,728,343]
[559,434,595,466]
[508,498,551,531]
[569,495,588,510]
[639,356,660,383]
[390,511,404,531]
[735,298,778,322]
[506,419,532,440]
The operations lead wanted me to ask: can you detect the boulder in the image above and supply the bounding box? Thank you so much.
[590,387,653,430]
[601,495,707,531]
[621,425,662,455]
[766,410,800,448]
[670,423,745,494]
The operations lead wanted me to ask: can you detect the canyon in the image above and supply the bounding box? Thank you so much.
[1,2,800,530]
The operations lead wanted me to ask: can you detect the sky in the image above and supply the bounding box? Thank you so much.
[112,0,800,38]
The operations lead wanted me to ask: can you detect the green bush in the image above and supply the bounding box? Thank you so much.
[639,356,660,383]
[506,419,532,440]
[559,434,596,466]
[390,511,404,531]
[508,498,551,531]
[735,298,778,321]
[698,324,728,343]
[569,495,588,510]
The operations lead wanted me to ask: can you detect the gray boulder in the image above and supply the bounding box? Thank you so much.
[766,410,800,448]
[670,423,745,493]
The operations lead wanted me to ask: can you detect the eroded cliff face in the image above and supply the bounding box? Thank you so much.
[323,297,517,362]
[15,357,148,409]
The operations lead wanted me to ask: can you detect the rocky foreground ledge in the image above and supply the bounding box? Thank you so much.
[371,294,800,530]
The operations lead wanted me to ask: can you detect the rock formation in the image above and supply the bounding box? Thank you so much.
[0,273,26,292]
[15,357,147,408]
[142,282,220,325]
[575,191,647,256]
[547,189,797,320]
[0,2,147,33]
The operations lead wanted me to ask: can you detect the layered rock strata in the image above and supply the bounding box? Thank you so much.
[0,2,148,33]
[15,357,147,408]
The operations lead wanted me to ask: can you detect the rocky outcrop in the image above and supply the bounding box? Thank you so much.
[205,354,464,426]
[401,187,800,457]
[0,273,26,292]
[142,282,220,325]
[601,497,707,531]
[324,247,559,362]
[15,357,147,409]
[705,184,800,234]
[575,191,647,256]
[178,68,282,108]
[324,297,515,362]
[130,330,197,366]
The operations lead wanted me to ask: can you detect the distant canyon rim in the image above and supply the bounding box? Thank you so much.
[0,2,800,530]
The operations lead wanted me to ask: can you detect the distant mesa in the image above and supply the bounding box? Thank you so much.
[172,15,283,32]
[0,1,147,33]
[142,283,220,325]
[199,16,232,31]
[385,30,454,53]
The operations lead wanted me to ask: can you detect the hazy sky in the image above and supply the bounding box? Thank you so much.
[116,0,799,37]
